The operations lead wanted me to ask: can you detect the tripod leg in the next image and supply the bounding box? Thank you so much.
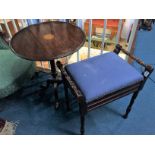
[53,83,60,110]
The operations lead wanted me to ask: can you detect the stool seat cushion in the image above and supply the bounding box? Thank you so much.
[66,52,144,103]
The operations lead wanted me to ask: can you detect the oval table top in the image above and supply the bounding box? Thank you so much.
[11,21,86,61]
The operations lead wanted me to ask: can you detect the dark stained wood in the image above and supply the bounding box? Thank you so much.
[11,21,86,61]
[57,44,154,134]
[114,44,154,72]
[0,118,5,130]
[10,21,85,110]
[56,61,84,101]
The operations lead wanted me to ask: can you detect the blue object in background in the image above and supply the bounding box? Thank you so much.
[26,19,40,25]
[76,19,83,29]
[59,19,66,22]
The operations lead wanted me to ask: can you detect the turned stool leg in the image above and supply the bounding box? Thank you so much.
[80,115,85,135]
[123,91,139,119]
[79,103,86,135]
[64,82,71,111]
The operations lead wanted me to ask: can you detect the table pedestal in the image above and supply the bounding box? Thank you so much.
[42,60,62,109]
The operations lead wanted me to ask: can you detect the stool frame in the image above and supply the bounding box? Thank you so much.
[57,44,153,135]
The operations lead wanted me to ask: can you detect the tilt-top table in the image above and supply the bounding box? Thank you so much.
[11,21,86,108]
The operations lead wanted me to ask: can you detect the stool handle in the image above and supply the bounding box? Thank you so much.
[113,44,154,73]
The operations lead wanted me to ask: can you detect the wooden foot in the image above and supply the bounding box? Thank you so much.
[123,91,139,119]
[80,115,85,135]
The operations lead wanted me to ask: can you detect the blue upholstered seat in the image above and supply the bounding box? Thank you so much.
[66,52,144,103]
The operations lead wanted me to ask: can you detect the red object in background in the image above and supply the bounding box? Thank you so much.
[84,19,124,39]
[88,19,119,27]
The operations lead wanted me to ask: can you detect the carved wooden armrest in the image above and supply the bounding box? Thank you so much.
[113,44,154,76]
[56,61,84,102]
